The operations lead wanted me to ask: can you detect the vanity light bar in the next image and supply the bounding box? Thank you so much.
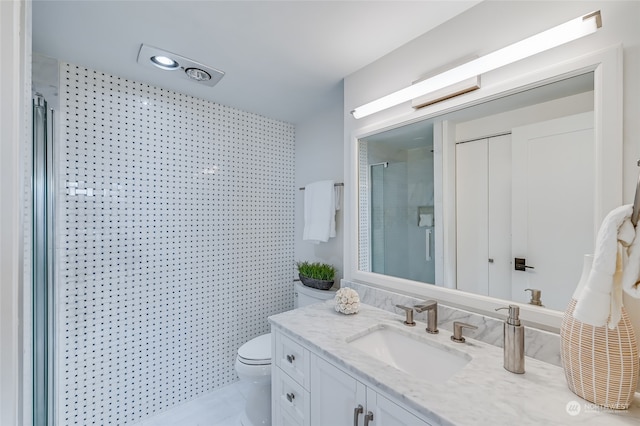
[351,10,602,119]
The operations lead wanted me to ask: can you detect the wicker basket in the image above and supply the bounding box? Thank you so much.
[560,299,639,410]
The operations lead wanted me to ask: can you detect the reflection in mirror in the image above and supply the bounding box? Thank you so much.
[363,122,435,283]
[358,72,595,311]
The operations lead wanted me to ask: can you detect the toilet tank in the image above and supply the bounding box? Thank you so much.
[294,281,337,308]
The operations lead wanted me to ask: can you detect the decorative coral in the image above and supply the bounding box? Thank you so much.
[334,288,360,315]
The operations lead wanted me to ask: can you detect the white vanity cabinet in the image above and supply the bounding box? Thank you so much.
[273,331,311,426]
[272,329,431,426]
[309,354,366,426]
[270,299,640,426]
[366,390,433,426]
[310,355,431,426]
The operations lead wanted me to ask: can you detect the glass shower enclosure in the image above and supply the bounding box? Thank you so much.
[361,122,435,284]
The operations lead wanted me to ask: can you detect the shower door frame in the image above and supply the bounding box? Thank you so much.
[32,93,55,426]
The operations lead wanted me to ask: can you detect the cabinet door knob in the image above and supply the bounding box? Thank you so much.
[286,354,295,363]
[286,392,295,403]
[364,411,374,426]
[353,405,363,426]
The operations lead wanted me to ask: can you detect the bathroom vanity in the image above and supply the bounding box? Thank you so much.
[269,301,640,426]
[272,328,429,426]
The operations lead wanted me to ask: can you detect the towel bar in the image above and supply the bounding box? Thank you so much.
[299,182,344,191]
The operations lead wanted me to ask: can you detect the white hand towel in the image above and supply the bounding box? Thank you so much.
[573,204,633,328]
[334,185,343,211]
[622,218,640,298]
[303,180,336,244]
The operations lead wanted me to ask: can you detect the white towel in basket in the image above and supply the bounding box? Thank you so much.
[573,204,639,328]
[622,219,640,298]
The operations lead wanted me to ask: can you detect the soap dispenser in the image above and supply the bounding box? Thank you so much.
[495,305,525,374]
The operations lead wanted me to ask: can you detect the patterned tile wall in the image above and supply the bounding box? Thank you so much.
[56,63,295,425]
[358,140,369,271]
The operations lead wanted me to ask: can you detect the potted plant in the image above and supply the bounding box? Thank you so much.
[296,261,336,290]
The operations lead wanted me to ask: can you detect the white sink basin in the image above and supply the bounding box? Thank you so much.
[347,326,471,383]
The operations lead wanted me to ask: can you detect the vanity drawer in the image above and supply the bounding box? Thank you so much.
[274,406,304,426]
[274,366,310,426]
[275,331,310,388]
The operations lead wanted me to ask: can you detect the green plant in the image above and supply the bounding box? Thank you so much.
[296,261,336,281]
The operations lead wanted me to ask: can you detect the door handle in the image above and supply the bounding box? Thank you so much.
[425,228,432,261]
[364,411,374,426]
[353,405,363,426]
[515,257,534,271]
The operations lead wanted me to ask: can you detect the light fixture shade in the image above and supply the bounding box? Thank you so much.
[351,10,602,119]
[411,75,480,110]
[137,44,225,87]
[185,68,212,82]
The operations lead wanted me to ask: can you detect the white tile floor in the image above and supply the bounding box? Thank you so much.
[133,380,251,426]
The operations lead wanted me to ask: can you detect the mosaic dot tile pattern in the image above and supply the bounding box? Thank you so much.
[57,63,295,425]
[358,141,369,270]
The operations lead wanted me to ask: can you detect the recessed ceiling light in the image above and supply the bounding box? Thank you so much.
[185,68,211,82]
[138,44,225,87]
[150,55,180,70]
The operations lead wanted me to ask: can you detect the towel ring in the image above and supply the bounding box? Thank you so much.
[632,159,640,227]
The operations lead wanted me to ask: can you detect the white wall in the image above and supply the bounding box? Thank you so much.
[345,1,638,193]
[455,91,594,142]
[294,83,344,280]
[0,1,30,425]
[343,1,640,335]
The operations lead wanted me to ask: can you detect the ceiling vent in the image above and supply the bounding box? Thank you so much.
[137,44,225,87]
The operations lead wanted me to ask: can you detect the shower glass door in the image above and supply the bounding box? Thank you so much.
[368,146,435,284]
[371,162,408,276]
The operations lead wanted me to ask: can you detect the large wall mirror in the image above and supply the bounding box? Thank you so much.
[352,47,622,327]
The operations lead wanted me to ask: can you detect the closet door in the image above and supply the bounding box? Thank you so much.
[456,139,489,295]
[487,135,512,300]
[455,135,511,298]
[511,112,595,310]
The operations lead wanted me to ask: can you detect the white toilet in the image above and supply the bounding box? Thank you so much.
[235,282,336,426]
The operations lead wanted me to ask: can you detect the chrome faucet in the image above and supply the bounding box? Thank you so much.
[414,300,438,334]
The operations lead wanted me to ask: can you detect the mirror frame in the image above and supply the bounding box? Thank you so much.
[347,45,622,331]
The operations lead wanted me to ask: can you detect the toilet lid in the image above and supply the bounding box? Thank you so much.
[238,333,271,363]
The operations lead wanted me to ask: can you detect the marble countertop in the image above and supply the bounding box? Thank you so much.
[269,301,640,426]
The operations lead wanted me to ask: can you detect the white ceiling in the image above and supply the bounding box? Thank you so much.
[32,0,480,123]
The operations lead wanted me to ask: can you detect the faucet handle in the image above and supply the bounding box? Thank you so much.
[451,321,478,343]
[413,300,437,313]
[395,305,415,326]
